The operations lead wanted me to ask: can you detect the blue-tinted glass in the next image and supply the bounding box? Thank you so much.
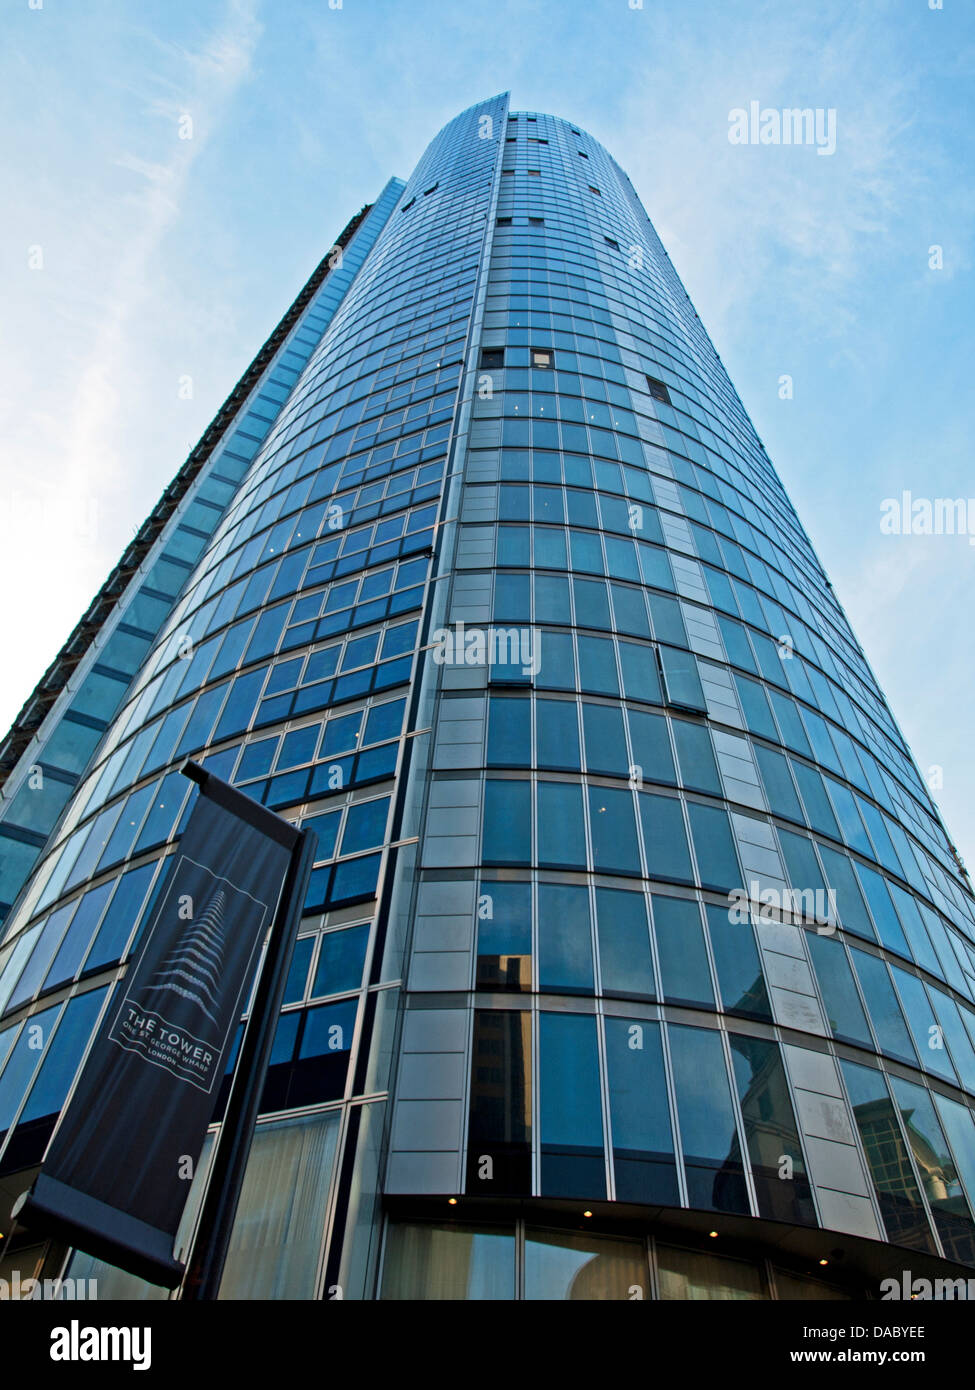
[582,703,628,775]
[283,936,315,1004]
[605,1017,678,1204]
[817,845,876,941]
[890,965,957,1084]
[705,903,771,1020]
[0,1003,62,1135]
[640,793,692,883]
[487,697,531,767]
[596,888,653,997]
[668,1023,749,1214]
[653,895,713,1007]
[588,786,640,875]
[539,1011,605,1197]
[888,885,942,977]
[537,883,593,994]
[536,630,575,689]
[42,882,113,991]
[538,782,587,868]
[577,635,618,695]
[825,778,873,855]
[364,698,405,745]
[236,736,278,782]
[339,798,390,856]
[483,780,531,865]
[299,997,357,1062]
[278,724,320,770]
[312,923,370,997]
[791,762,840,838]
[889,1075,975,1264]
[729,1035,815,1225]
[671,720,720,795]
[841,1059,936,1254]
[535,698,580,770]
[573,577,611,630]
[850,948,917,1063]
[321,711,362,757]
[687,803,741,891]
[777,829,829,913]
[648,595,686,646]
[806,933,873,1045]
[753,744,802,821]
[855,864,911,957]
[19,986,108,1124]
[619,642,662,704]
[659,645,705,710]
[627,709,674,784]
[734,675,776,738]
[329,853,381,905]
[477,881,531,991]
[85,862,156,972]
[5,903,74,1011]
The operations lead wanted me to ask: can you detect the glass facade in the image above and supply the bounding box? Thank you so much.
[2,94,975,1299]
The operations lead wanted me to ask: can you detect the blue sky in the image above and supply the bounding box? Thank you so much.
[1,0,973,866]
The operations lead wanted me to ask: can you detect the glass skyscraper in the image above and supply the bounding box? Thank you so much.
[3,93,975,1301]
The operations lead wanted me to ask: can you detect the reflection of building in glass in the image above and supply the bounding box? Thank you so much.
[3,95,975,1300]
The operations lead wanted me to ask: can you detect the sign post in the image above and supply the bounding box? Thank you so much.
[12,761,315,1293]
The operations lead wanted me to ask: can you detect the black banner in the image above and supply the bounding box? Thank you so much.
[13,769,301,1287]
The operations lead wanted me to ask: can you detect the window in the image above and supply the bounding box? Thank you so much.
[382,1222,515,1300]
[640,792,693,883]
[890,1075,975,1265]
[688,803,742,892]
[531,348,553,369]
[668,1024,749,1214]
[645,376,671,404]
[657,1245,767,1301]
[536,698,580,770]
[605,1017,678,1204]
[311,923,369,997]
[495,216,512,226]
[528,216,545,226]
[841,1059,937,1254]
[468,1010,532,1193]
[483,779,531,864]
[538,781,586,868]
[216,1113,342,1298]
[604,236,619,250]
[539,1011,605,1197]
[653,894,713,1007]
[477,881,531,990]
[705,904,771,1021]
[596,887,653,997]
[729,1035,815,1225]
[588,185,602,196]
[480,347,504,369]
[589,786,640,875]
[538,882,593,993]
[806,933,873,1046]
[850,948,917,1063]
[525,1228,648,1300]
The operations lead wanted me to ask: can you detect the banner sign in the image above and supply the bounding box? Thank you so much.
[14,770,301,1286]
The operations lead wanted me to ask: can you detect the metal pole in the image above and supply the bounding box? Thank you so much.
[179,822,317,1300]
